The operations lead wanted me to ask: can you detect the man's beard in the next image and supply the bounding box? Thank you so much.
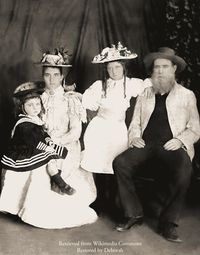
[151,74,175,94]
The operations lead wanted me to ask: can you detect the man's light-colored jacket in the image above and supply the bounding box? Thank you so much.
[128,82,200,161]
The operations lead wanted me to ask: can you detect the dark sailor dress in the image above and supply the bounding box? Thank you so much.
[1,116,67,172]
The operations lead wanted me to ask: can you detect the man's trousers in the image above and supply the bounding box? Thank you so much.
[113,145,192,225]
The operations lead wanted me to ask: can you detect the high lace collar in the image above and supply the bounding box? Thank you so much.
[44,85,64,96]
[107,77,125,84]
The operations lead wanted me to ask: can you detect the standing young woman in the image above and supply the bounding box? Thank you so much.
[81,42,151,214]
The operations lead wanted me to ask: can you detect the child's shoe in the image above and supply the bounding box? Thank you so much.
[51,170,76,195]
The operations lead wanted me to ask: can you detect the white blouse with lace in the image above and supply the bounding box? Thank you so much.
[81,77,150,174]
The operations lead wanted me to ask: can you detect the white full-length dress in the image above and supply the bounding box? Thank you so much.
[81,77,150,174]
[0,86,97,229]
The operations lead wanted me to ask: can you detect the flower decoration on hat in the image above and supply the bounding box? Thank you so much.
[14,81,44,98]
[92,42,137,64]
[40,47,72,67]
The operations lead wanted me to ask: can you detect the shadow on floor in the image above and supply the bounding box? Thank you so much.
[0,202,200,255]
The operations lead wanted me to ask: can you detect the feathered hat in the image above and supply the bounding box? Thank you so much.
[92,42,137,64]
[38,47,72,67]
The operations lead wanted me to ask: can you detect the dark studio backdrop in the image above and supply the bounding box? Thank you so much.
[0,0,199,169]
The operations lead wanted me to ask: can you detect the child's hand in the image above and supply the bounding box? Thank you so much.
[45,146,55,153]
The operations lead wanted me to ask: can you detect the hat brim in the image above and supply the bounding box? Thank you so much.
[144,52,186,73]
[14,80,45,97]
[14,88,44,98]
[92,55,137,64]
[35,63,72,67]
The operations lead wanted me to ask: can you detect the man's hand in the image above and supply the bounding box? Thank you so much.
[129,137,146,148]
[163,138,183,151]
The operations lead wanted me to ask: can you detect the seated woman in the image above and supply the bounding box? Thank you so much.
[81,42,152,214]
[0,49,97,229]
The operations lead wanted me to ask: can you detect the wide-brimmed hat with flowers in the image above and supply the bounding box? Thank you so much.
[13,81,45,98]
[92,42,137,64]
[144,47,186,73]
[37,47,72,67]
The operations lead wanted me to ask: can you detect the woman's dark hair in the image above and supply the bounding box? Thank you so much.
[13,93,45,118]
[102,60,127,98]
[42,66,63,76]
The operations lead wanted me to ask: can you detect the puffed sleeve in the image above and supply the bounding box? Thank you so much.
[16,123,45,147]
[82,80,103,111]
[10,122,49,154]
[64,91,87,123]
[57,93,82,145]
[126,78,152,98]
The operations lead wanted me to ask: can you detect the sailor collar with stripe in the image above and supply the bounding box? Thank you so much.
[18,114,44,126]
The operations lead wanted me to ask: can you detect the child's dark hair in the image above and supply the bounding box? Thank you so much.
[13,92,45,119]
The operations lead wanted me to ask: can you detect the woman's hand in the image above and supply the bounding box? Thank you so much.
[142,87,154,99]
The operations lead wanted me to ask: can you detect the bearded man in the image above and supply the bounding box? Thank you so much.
[113,47,200,242]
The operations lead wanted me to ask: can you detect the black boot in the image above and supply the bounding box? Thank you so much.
[116,215,143,232]
[157,221,182,243]
[51,171,76,195]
